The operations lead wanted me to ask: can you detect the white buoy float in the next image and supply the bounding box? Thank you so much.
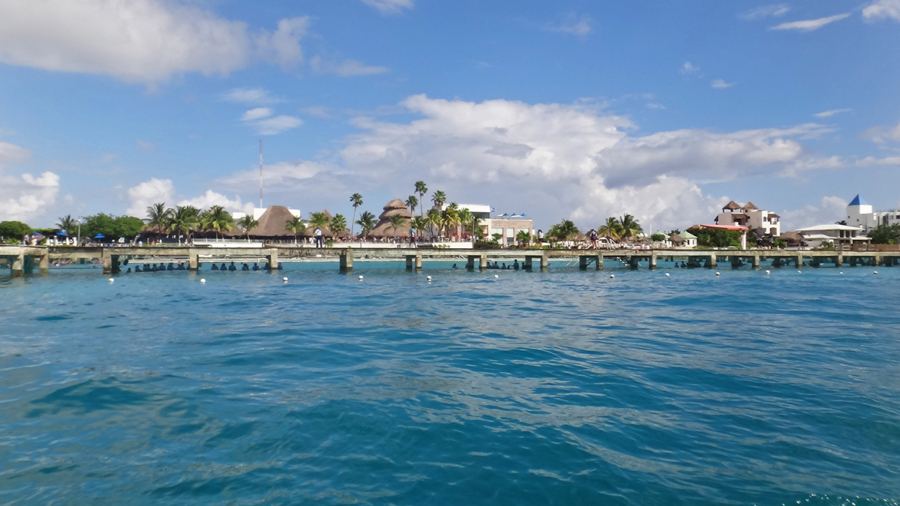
[840,271,844,275]
[108,278,114,283]
[426,276,432,282]
[609,274,615,278]
[765,270,770,275]
[874,270,879,275]
[797,270,802,274]
[665,273,670,277]
[494,274,499,279]
[200,278,206,284]
[715,272,720,276]
[358,275,364,281]
[283,277,288,283]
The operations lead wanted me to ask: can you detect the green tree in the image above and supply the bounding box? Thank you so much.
[426,208,444,240]
[687,227,743,249]
[82,213,116,239]
[868,224,900,244]
[598,217,622,240]
[405,195,418,217]
[442,203,460,238]
[331,214,348,237]
[457,207,474,239]
[414,181,428,217]
[516,229,532,246]
[618,214,643,241]
[285,216,306,244]
[168,206,201,244]
[388,214,408,237]
[237,215,259,241]
[112,216,145,239]
[356,211,377,239]
[0,221,32,243]
[145,203,172,232]
[550,219,579,246]
[349,193,363,237]
[200,205,234,240]
[650,232,667,242]
[308,212,331,234]
[56,215,76,236]
[411,216,427,238]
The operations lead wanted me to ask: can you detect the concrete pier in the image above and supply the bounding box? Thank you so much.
[340,250,353,272]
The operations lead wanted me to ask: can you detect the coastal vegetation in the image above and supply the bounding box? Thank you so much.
[356,211,376,239]
[868,224,900,244]
[285,216,305,244]
[597,215,642,241]
[0,221,32,243]
[331,214,348,236]
[237,215,259,241]
[349,193,363,238]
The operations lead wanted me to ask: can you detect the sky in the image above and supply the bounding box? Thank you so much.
[1,0,899,232]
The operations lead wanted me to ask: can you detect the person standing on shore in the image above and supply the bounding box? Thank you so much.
[537,229,544,247]
[589,229,599,249]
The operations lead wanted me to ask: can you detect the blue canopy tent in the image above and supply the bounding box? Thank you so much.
[94,233,105,239]
[56,231,68,236]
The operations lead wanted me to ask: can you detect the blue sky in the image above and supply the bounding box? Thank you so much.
[1,0,899,231]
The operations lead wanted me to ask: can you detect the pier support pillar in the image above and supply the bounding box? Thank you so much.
[579,256,589,270]
[523,257,533,270]
[874,254,882,267]
[836,254,843,268]
[102,254,112,275]
[796,255,803,268]
[11,253,24,277]
[39,253,49,274]
[188,250,199,272]
[479,254,488,271]
[708,253,717,269]
[466,255,476,270]
[596,254,604,271]
[629,256,639,270]
[406,255,414,270]
[649,253,657,270]
[267,251,279,271]
[540,252,549,271]
[415,253,422,271]
[340,250,354,273]
[752,255,760,269]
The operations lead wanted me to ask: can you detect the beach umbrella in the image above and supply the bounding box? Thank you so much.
[57,231,68,236]
[94,233,105,239]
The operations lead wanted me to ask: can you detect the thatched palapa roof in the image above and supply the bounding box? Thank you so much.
[243,206,296,238]
[669,232,685,244]
[723,201,742,211]
[369,199,413,237]
[743,201,759,211]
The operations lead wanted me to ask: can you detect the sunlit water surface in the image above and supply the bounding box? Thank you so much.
[1,261,899,505]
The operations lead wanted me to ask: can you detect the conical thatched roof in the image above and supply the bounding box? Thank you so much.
[369,199,413,237]
[780,231,803,244]
[251,206,296,237]
[743,201,759,211]
[669,232,685,244]
[723,200,741,211]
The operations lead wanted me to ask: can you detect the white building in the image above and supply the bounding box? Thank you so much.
[846,194,900,232]
[443,204,534,246]
[795,224,870,248]
[715,201,781,237]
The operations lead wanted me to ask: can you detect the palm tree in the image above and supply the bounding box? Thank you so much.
[442,203,461,239]
[426,208,444,240]
[145,202,172,232]
[331,214,348,238]
[550,219,579,246]
[169,206,201,244]
[388,214,408,237]
[516,229,532,246]
[308,212,331,234]
[356,211,376,239]
[349,193,363,238]
[285,216,306,244]
[431,190,447,209]
[56,215,76,236]
[598,217,622,240]
[457,207,474,240]
[618,214,643,241]
[204,205,234,240]
[405,195,418,217]
[237,215,259,242]
[411,215,427,240]
[414,181,428,217]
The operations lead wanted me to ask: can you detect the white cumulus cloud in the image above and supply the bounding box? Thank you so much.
[0,170,60,222]
[862,121,900,144]
[711,79,735,89]
[178,190,254,214]
[863,0,900,21]
[241,108,273,121]
[857,156,900,166]
[545,14,593,38]
[253,116,303,136]
[0,141,32,163]
[771,13,851,31]
[360,0,414,14]
[780,196,848,229]
[220,88,282,105]
[0,0,308,83]
[814,108,852,118]
[126,178,174,217]
[309,56,389,77]
[334,95,833,230]
[681,61,701,76]
[740,4,790,20]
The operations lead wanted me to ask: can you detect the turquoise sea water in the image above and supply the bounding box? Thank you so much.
[1,261,899,505]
